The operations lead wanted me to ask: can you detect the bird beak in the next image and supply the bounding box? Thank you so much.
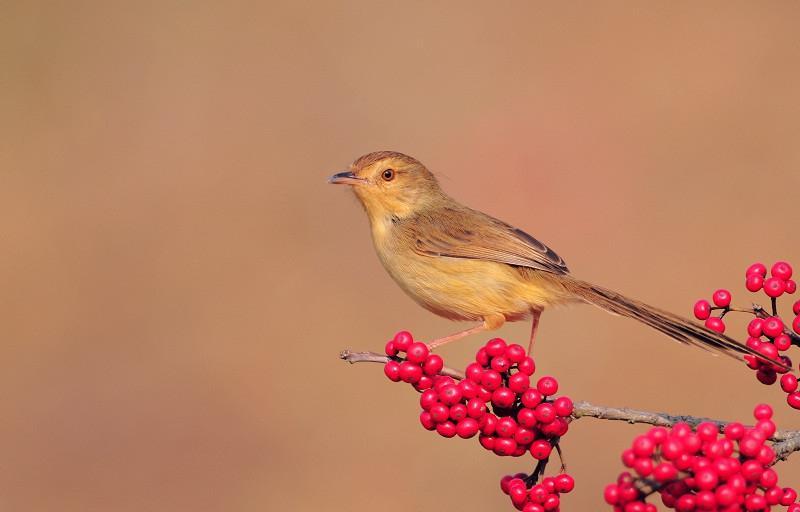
[328,171,365,186]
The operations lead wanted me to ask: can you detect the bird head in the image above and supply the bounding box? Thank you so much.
[329,151,443,221]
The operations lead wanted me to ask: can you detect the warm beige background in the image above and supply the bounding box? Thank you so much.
[2,2,800,511]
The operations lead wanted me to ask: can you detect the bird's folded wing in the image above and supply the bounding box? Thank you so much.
[406,207,569,274]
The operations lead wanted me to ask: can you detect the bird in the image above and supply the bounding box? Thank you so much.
[328,150,780,366]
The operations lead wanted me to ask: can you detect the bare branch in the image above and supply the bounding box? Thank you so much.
[340,349,800,456]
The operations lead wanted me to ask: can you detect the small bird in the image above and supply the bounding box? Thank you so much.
[329,150,775,364]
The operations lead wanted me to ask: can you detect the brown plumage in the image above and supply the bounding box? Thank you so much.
[329,150,782,366]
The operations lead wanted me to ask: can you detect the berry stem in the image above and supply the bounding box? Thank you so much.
[554,441,566,472]
[525,456,550,486]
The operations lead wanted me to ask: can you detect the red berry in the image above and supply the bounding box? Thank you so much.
[555,474,575,493]
[490,355,511,373]
[653,462,678,482]
[530,439,552,459]
[438,385,462,405]
[739,436,763,458]
[406,342,429,363]
[775,333,792,351]
[480,413,498,435]
[746,274,764,292]
[456,418,479,438]
[521,389,543,408]
[632,435,656,457]
[429,403,449,423]
[419,411,436,430]
[695,468,719,491]
[435,420,457,438]
[647,426,669,444]
[695,490,716,510]
[762,317,784,338]
[475,347,489,366]
[756,420,776,438]
[787,279,797,294]
[782,374,799,393]
[794,315,800,335]
[553,396,574,417]
[481,370,503,391]
[758,444,776,465]
[419,356,443,378]
[518,357,536,375]
[508,484,527,505]
[782,488,798,506]
[496,416,518,438]
[384,361,401,381]
[747,262,768,278]
[748,318,764,338]
[492,387,516,409]
[466,397,486,419]
[603,484,620,505]
[677,493,697,511]
[449,403,467,422]
[517,407,537,428]
[393,331,413,351]
[705,317,725,333]
[464,364,483,384]
[413,375,433,390]
[694,299,712,320]
[745,494,767,511]
[788,392,800,409]
[485,338,507,357]
[696,422,719,442]
[536,376,559,396]
[505,343,526,363]
[420,389,438,410]
[542,494,559,511]
[534,403,556,424]
[764,277,786,298]
[757,368,777,385]
[509,372,531,394]
[457,379,478,399]
[493,437,517,456]
[760,469,779,489]
[384,340,398,356]
[772,261,793,280]
[712,289,732,307]
[794,300,800,316]
[754,403,774,420]
[500,475,514,494]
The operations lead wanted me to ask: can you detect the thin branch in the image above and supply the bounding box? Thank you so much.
[571,401,800,442]
[340,349,800,451]
[340,350,465,379]
[774,436,800,461]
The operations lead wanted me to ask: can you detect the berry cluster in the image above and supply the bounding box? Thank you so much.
[692,261,800,409]
[604,404,799,511]
[501,472,575,511]
[382,331,574,509]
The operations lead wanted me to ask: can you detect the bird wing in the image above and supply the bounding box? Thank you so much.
[404,206,569,274]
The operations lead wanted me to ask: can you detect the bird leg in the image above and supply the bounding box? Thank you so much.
[427,313,506,350]
[528,310,542,354]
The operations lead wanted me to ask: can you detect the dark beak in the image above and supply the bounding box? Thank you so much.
[328,171,364,185]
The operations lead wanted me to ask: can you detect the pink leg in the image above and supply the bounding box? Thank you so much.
[527,310,542,354]
[427,313,506,350]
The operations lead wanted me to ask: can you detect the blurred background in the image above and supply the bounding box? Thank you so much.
[2,2,800,510]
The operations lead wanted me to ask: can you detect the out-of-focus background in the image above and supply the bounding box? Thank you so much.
[2,2,800,510]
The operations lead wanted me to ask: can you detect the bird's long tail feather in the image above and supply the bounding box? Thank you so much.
[566,277,786,369]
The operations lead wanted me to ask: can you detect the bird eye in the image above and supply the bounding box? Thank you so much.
[382,169,395,181]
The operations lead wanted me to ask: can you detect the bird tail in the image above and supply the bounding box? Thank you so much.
[565,277,787,369]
